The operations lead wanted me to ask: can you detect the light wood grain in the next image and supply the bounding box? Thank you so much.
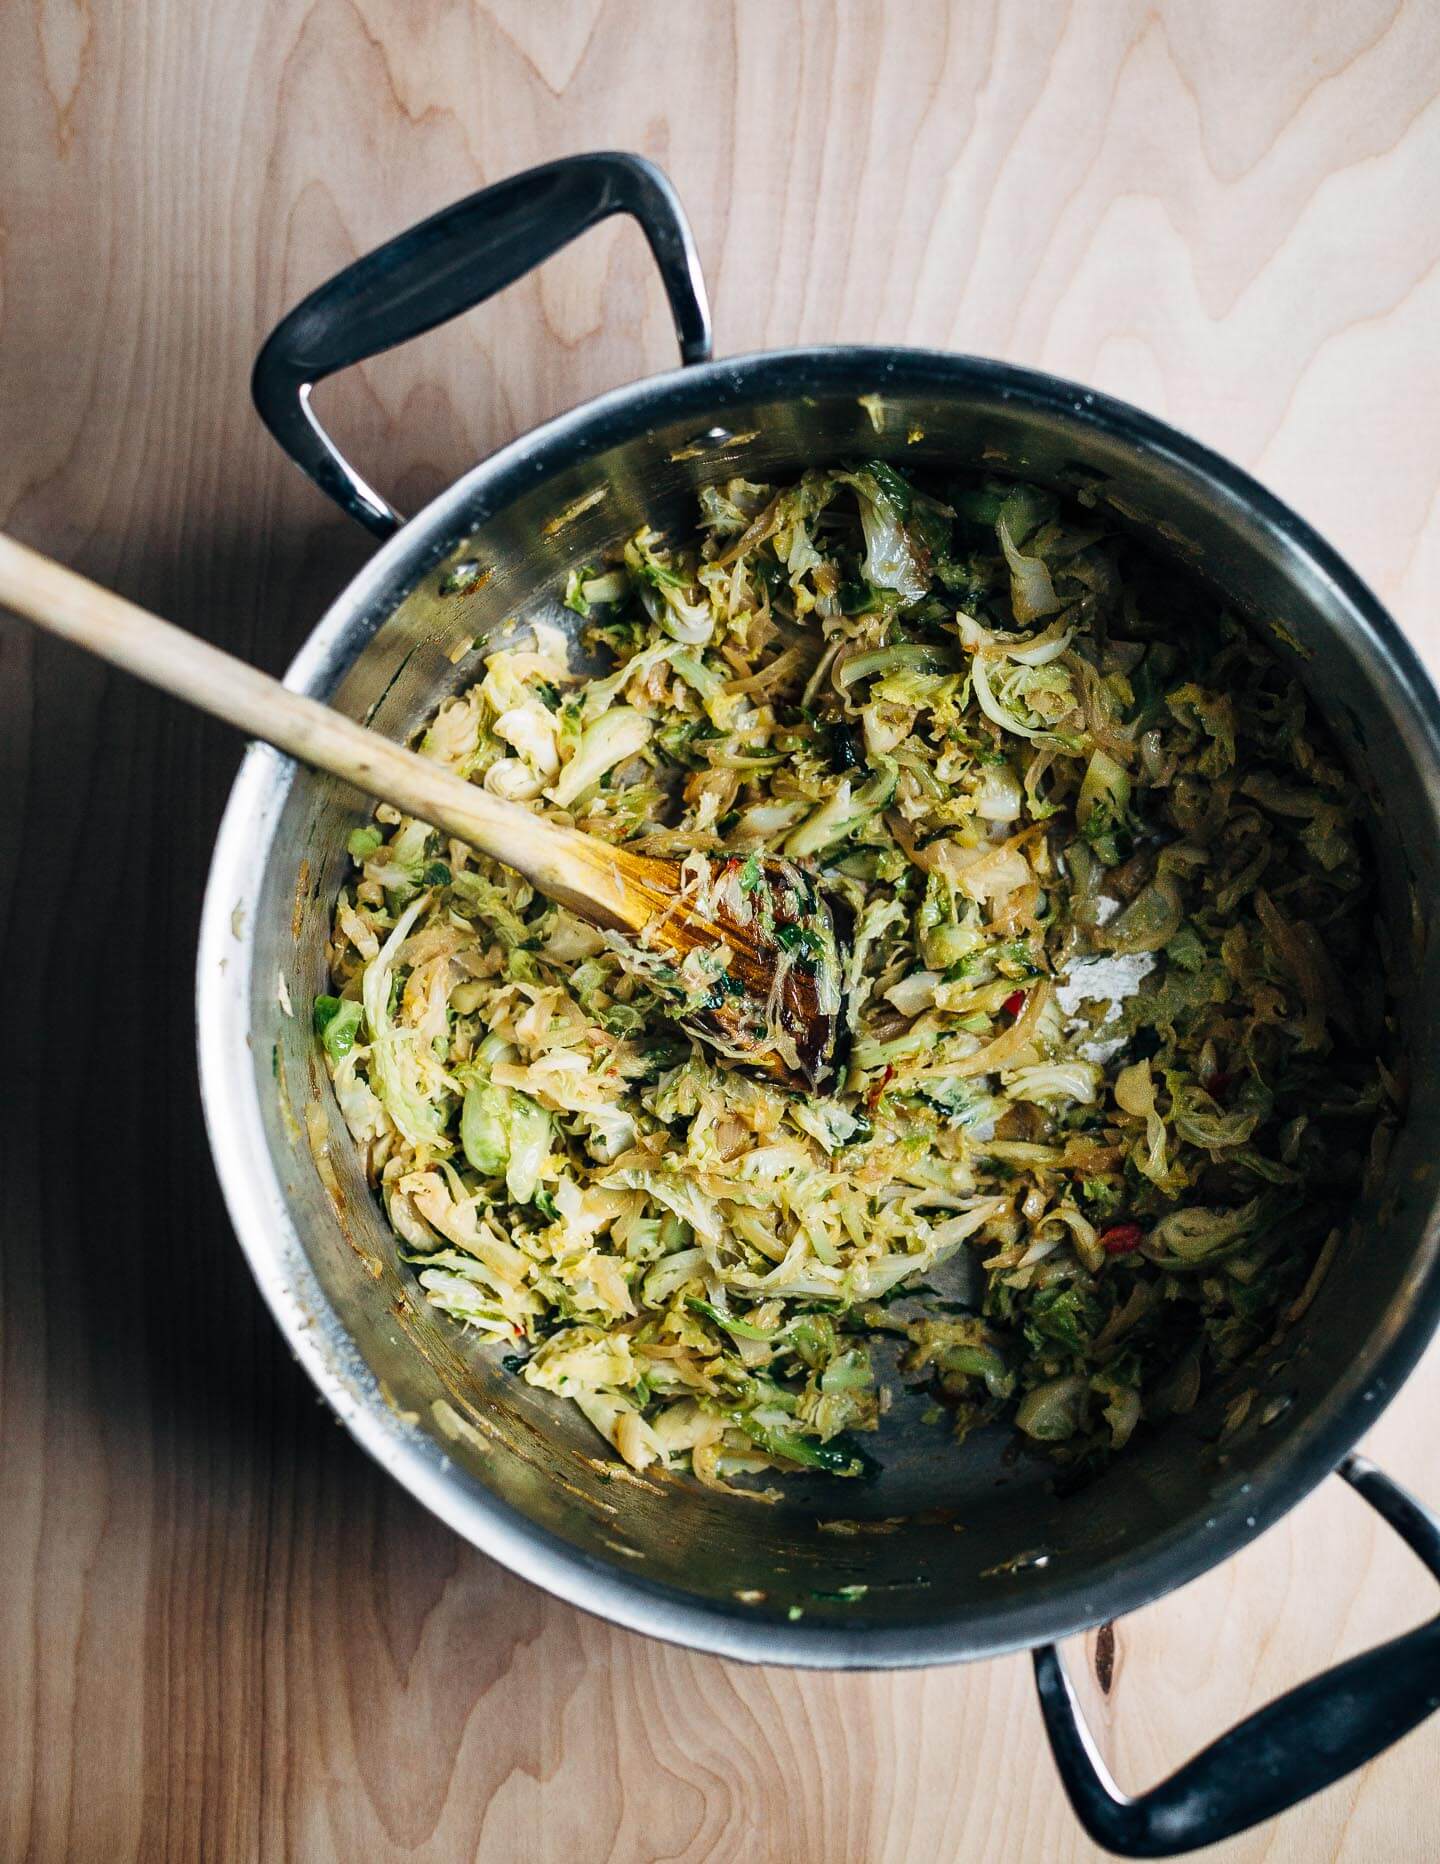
[3,2,1440,1860]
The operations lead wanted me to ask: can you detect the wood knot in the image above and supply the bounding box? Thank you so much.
[1093,1620,1117,1696]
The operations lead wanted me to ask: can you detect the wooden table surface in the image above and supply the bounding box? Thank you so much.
[4,3,1440,1859]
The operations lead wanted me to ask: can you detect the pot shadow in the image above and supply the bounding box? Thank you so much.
[1,509,476,1554]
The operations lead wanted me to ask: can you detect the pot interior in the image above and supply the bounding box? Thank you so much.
[210,358,1440,1659]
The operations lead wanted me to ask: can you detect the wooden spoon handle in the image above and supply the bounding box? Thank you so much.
[0,532,646,930]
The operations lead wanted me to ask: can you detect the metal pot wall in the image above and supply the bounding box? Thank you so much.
[197,154,1440,1855]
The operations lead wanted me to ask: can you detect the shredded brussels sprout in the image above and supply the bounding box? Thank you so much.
[319,463,1394,1488]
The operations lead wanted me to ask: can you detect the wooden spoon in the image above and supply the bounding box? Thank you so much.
[0,533,847,1093]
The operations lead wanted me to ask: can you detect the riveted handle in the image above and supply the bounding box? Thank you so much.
[252,152,712,537]
[1034,1456,1440,1856]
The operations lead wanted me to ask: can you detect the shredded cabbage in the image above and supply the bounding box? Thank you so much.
[319,464,1393,1481]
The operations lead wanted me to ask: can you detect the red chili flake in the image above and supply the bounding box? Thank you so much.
[866,1065,895,1111]
[1002,990,1026,1017]
[1099,1223,1144,1256]
[1207,1071,1234,1097]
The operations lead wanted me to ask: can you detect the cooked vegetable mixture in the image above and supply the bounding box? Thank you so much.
[318,464,1393,1487]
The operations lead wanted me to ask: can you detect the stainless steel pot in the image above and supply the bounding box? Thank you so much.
[198,154,1440,1855]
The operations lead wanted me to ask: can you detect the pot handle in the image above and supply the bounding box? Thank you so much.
[251,152,712,539]
[1034,1455,1440,1857]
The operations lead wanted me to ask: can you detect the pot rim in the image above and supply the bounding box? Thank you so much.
[198,343,1440,1667]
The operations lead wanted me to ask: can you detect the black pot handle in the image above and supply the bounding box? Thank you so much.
[251,152,712,538]
[1034,1455,1440,1857]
